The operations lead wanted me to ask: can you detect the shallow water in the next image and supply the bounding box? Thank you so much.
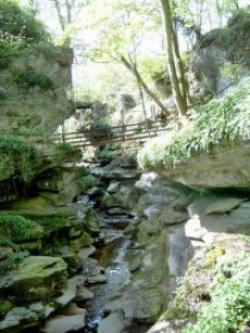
[86,237,131,322]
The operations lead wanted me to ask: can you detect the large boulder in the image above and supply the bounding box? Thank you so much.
[156,141,250,191]
[192,10,250,95]
[0,256,68,303]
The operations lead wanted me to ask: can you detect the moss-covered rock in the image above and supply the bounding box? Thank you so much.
[0,256,68,303]
[69,231,93,252]
[0,300,12,319]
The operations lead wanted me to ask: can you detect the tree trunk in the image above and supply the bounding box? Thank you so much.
[52,0,66,31]
[120,56,169,115]
[160,0,188,119]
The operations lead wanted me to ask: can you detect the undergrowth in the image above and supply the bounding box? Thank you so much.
[0,215,44,244]
[76,168,97,193]
[0,135,38,182]
[182,254,250,333]
[138,79,250,169]
[0,0,49,67]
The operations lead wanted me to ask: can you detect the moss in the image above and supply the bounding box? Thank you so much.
[182,254,250,333]
[70,231,93,252]
[162,297,190,321]
[13,70,54,91]
[203,246,225,269]
[0,215,44,245]
[76,175,97,193]
[0,300,12,318]
[34,216,74,234]
[0,135,40,182]
[96,143,122,163]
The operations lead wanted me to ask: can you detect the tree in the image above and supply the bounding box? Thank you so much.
[50,0,75,31]
[83,0,169,116]
[160,0,189,120]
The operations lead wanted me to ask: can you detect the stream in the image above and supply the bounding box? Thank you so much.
[77,194,151,333]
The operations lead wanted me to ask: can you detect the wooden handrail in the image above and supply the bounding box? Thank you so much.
[52,119,167,147]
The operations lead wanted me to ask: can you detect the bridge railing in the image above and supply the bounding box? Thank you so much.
[53,120,167,147]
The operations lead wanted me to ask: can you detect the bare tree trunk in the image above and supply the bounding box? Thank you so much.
[160,0,188,120]
[121,56,169,115]
[52,0,66,31]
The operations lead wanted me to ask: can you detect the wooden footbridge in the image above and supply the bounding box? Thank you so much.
[53,120,167,147]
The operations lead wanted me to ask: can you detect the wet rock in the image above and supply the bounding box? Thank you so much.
[70,231,93,252]
[78,246,96,261]
[135,172,159,191]
[41,313,86,333]
[54,278,78,308]
[103,168,140,180]
[168,228,194,277]
[75,286,94,302]
[107,207,127,216]
[100,229,124,244]
[105,287,164,323]
[83,258,105,277]
[0,307,38,332]
[98,312,126,333]
[87,274,107,284]
[107,181,120,194]
[60,302,87,316]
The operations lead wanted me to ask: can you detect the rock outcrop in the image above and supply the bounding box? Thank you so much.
[155,141,250,191]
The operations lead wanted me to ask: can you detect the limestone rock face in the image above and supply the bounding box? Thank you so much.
[42,313,86,333]
[157,142,250,191]
[98,312,127,333]
[192,10,250,95]
[0,45,73,137]
[0,256,68,303]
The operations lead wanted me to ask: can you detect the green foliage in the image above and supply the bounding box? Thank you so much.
[0,32,26,68]
[0,215,44,244]
[0,250,29,276]
[220,61,240,83]
[0,0,50,68]
[203,246,225,269]
[138,79,250,169]
[56,142,73,151]
[41,238,67,256]
[182,254,250,333]
[76,174,97,193]
[0,0,48,42]
[34,216,69,234]
[0,135,38,182]
[13,70,54,90]
[96,143,122,162]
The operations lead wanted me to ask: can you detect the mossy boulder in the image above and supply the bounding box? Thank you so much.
[69,231,93,252]
[0,215,44,246]
[0,256,68,303]
[0,300,12,319]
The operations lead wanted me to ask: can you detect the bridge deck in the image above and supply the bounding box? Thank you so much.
[54,120,167,147]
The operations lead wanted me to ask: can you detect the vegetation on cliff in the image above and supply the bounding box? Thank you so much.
[138,79,250,169]
[182,254,250,333]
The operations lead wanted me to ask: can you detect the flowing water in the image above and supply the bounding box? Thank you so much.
[77,193,151,333]
[86,237,131,322]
